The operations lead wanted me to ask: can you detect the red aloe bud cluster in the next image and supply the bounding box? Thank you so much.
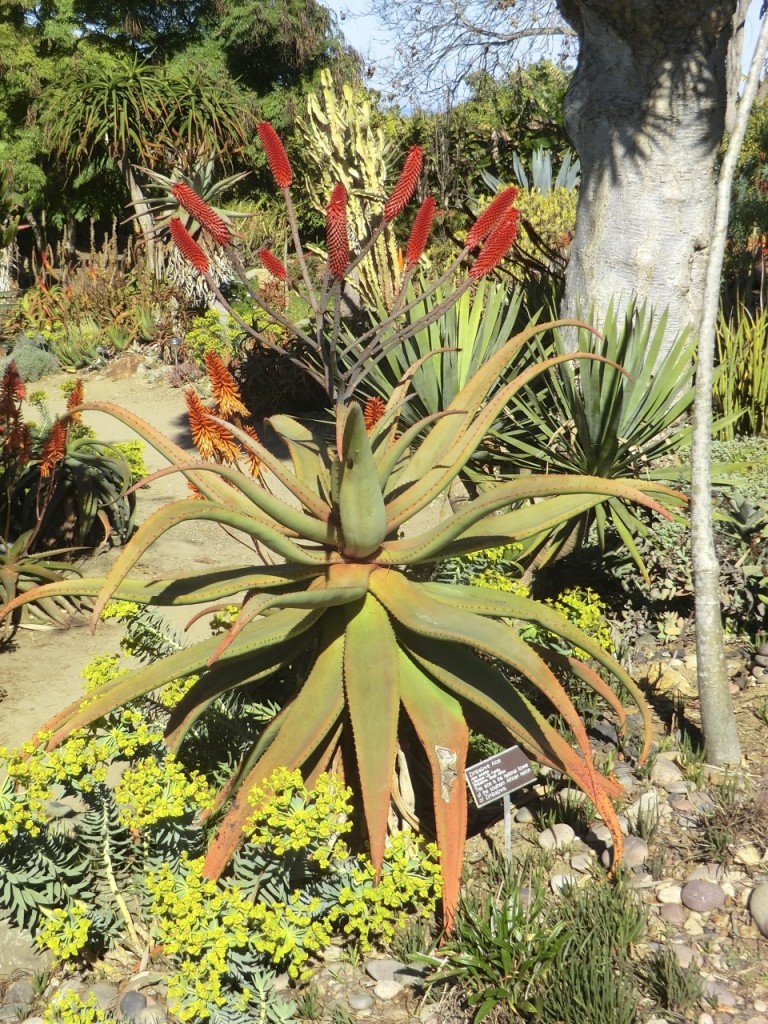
[406,196,436,269]
[384,146,424,222]
[258,247,288,282]
[66,378,84,424]
[39,420,67,478]
[469,209,520,280]
[257,122,293,189]
[171,182,230,247]
[326,183,349,279]
[169,217,210,274]
[364,395,386,431]
[465,186,519,250]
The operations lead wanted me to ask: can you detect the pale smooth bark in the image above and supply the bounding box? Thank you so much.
[121,155,158,278]
[557,0,748,350]
[691,10,768,767]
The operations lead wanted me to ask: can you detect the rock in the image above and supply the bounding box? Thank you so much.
[747,1017,768,1024]
[644,662,696,697]
[669,942,700,968]
[119,989,148,1018]
[365,958,407,983]
[650,759,685,787]
[625,789,660,830]
[550,873,578,894]
[348,992,375,1011]
[3,979,34,1006]
[87,981,118,1011]
[373,979,404,1001]
[570,852,594,873]
[133,1008,168,1024]
[703,980,738,1007]
[393,964,428,988]
[105,352,145,380]
[697,1015,715,1024]
[587,823,613,846]
[683,914,705,937]
[601,835,648,870]
[514,806,534,824]
[656,883,683,905]
[755,1000,768,1013]
[749,882,768,937]
[0,919,54,976]
[590,720,619,746]
[659,903,687,926]
[538,823,575,851]
[681,880,726,912]
[735,844,765,867]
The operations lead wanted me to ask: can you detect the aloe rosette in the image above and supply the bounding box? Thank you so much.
[0,323,679,927]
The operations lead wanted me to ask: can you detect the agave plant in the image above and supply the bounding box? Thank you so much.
[0,321,680,925]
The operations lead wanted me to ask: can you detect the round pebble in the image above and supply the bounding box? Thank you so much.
[698,1015,715,1024]
[659,903,687,926]
[681,879,726,912]
[538,823,575,850]
[703,980,738,1007]
[550,873,578,894]
[87,980,118,1010]
[374,979,404,1001]
[365,958,406,982]
[570,852,593,873]
[514,806,535,824]
[348,992,375,1011]
[656,883,683,905]
[749,882,768,936]
[650,759,685,787]
[119,990,148,1018]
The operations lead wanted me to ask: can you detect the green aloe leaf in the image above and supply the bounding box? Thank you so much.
[337,404,387,557]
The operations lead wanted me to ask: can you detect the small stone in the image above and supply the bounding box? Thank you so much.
[394,964,428,987]
[644,662,695,696]
[4,979,35,1006]
[650,759,685,787]
[697,1015,715,1024]
[657,883,683,905]
[703,980,738,1007]
[749,882,768,936]
[735,844,764,867]
[623,835,649,867]
[273,973,290,993]
[665,780,690,795]
[133,1008,168,1024]
[683,914,705,937]
[514,806,534,824]
[669,942,700,968]
[374,979,404,1001]
[119,990,148,1018]
[538,823,575,850]
[756,642,768,656]
[681,880,726,912]
[550,873,578,894]
[590,720,619,746]
[348,992,375,1011]
[747,1017,768,1024]
[755,1000,768,1013]
[626,789,660,830]
[570,852,593,873]
[87,981,118,1011]
[587,823,613,846]
[365,958,407,983]
[659,903,687,926]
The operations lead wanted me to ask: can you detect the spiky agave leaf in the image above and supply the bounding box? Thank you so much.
[1,318,673,929]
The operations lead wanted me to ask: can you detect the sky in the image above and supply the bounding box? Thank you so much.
[325,0,766,106]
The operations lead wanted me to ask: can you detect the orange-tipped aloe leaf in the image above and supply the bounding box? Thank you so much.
[89,499,331,627]
[343,593,401,876]
[203,617,347,879]
[213,414,334,523]
[267,415,334,512]
[534,646,629,737]
[370,570,600,780]
[41,607,321,748]
[131,462,336,544]
[398,649,468,932]
[421,581,651,764]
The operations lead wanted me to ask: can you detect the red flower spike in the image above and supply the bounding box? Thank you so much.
[364,396,386,431]
[66,379,84,424]
[384,145,424,222]
[258,247,288,282]
[171,182,230,247]
[257,122,293,189]
[326,183,349,279]
[0,362,26,412]
[6,421,32,464]
[469,210,520,280]
[406,196,436,269]
[169,218,209,274]
[465,186,519,250]
[39,420,67,478]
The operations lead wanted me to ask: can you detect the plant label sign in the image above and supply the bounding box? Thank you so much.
[465,746,535,808]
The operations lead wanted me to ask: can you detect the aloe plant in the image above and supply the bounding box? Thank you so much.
[0,129,681,928]
[0,322,679,925]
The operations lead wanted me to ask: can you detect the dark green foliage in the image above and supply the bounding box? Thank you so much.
[0,827,91,931]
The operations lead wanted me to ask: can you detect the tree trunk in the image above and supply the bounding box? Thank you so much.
[120,154,158,278]
[557,0,745,349]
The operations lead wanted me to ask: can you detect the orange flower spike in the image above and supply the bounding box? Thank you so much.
[364,396,386,431]
[204,352,250,419]
[39,420,67,478]
[256,122,293,189]
[66,379,84,424]
[185,388,217,461]
[405,196,436,269]
[469,211,521,280]
[258,248,288,282]
[0,363,26,416]
[240,424,262,476]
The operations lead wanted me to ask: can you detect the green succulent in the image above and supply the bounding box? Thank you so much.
[1,322,677,926]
